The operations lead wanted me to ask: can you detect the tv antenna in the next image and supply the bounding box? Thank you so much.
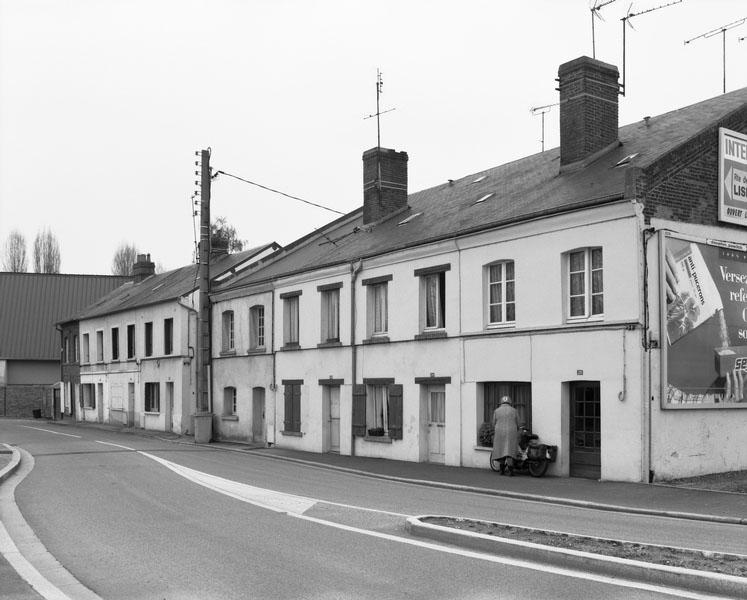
[530,103,559,152]
[620,1,682,97]
[685,17,747,94]
[590,0,619,59]
[364,69,396,198]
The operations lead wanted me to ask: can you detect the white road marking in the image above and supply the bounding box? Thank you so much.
[0,521,73,600]
[143,452,718,599]
[95,441,136,451]
[20,426,81,438]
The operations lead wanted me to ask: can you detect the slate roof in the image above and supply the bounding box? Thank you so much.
[216,86,747,293]
[74,243,278,321]
[0,273,131,361]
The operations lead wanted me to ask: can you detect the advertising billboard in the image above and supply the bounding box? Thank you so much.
[663,234,747,408]
[719,127,747,226]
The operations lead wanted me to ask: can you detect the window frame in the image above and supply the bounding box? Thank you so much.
[111,327,119,361]
[82,383,95,409]
[281,293,300,347]
[144,382,160,413]
[126,324,135,359]
[362,275,392,340]
[249,305,265,349]
[82,333,90,363]
[144,321,153,357]
[164,318,173,355]
[414,264,450,334]
[73,334,79,363]
[96,330,104,362]
[224,386,237,416]
[320,287,341,343]
[567,247,604,321]
[485,260,516,328]
[283,382,302,433]
[221,310,235,353]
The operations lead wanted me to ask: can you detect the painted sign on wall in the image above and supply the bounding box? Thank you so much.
[663,234,747,408]
[719,127,747,226]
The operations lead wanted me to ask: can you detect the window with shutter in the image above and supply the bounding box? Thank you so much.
[387,384,403,440]
[352,384,367,436]
[283,383,301,432]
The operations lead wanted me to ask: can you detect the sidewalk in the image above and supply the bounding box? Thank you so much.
[32,419,747,525]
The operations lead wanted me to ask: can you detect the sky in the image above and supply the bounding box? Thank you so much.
[1,0,746,275]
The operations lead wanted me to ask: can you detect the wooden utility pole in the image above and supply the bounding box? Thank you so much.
[194,148,213,443]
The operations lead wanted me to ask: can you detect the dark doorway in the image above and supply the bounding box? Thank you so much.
[569,381,601,479]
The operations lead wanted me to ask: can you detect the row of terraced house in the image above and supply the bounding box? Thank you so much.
[57,56,747,483]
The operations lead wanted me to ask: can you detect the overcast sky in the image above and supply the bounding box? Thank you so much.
[1,0,746,275]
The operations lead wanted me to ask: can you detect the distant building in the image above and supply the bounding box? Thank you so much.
[209,56,747,482]
[70,246,279,433]
[0,272,130,418]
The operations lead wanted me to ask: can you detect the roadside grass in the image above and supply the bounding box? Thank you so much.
[423,517,747,577]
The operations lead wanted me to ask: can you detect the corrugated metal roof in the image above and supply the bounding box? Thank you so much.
[0,273,131,360]
[216,86,747,292]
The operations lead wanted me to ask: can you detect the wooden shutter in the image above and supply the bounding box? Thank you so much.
[387,384,403,440]
[284,384,301,432]
[352,384,367,437]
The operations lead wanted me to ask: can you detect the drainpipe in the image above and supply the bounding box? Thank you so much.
[271,287,277,447]
[350,259,362,456]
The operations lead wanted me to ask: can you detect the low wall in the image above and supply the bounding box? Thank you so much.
[0,385,54,418]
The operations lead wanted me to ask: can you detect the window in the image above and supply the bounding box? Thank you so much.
[127,324,135,359]
[282,294,300,346]
[82,333,90,363]
[415,264,450,332]
[352,382,403,439]
[96,330,104,362]
[63,337,69,363]
[568,248,603,319]
[144,382,160,412]
[224,386,237,416]
[111,327,119,361]
[250,305,265,349]
[82,383,95,409]
[164,318,173,355]
[145,322,153,357]
[362,275,391,339]
[283,382,301,432]
[73,335,79,362]
[221,310,234,352]
[487,261,515,326]
[480,382,532,447]
[320,288,340,343]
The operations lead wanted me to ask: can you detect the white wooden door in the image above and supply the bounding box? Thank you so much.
[427,386,445,463]
[328,386,340,453]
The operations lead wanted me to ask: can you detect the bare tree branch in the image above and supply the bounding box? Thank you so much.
[111,242,139,276]
[32,228,61,273]
[2,230,28,272]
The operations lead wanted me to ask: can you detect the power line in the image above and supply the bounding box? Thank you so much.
[214,170,346,216]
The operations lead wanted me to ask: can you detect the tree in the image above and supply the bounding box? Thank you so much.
[111,242,139,276]
[32,228,61,273]
[211,216,245,252]
[2,230,28,272]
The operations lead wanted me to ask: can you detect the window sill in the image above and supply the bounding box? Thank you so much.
[474,445,492,452]
[486,322,515,330]
[317,341,342,348]
[220,350,237,357]
[566,315,604,324]
[221,415,238,421]
[415,330,447,340]
[246,347,266,355]
[281,343,301,351]
[363,336,390,345]
[364,435,392,444]
[144,411,161,416]
[281,430,303,437]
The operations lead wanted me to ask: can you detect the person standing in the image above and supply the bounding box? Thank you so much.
[492,395,519,475]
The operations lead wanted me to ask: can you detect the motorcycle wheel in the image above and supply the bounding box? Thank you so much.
[489,457,502,472]
[528,460,548,477]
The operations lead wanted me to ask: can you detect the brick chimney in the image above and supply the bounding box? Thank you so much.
[363,147,408,224]
[558,56,620,170]
[133,253,155,282]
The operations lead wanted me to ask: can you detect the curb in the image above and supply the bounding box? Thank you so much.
[406,516,747,598]
[0,443,21,485]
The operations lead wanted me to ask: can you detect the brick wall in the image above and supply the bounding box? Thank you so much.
[637,106,747,227]
[362,147,408,224]
[1,384,54,418]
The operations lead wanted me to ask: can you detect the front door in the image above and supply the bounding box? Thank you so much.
[252,388,265,443]
[127,382,135,427]
[570,381,601,479]
[427,385,445,464]
[165,382,174,433]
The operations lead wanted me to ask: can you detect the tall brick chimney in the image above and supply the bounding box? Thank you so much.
[133,253,155,282]
[558,56,619,170]
[363,147,408,224]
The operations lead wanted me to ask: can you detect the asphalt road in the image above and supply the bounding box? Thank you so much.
[1,420,742,599]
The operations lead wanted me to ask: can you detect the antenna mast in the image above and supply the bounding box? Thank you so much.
[364,69,396,201]
[591,0,619,59]
[685,17,747,94]
[620,0,682,97]
[530,103,559,152]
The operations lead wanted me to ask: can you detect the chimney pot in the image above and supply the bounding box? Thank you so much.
[133,253,156,282]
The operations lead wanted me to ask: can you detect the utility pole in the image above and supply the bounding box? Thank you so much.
[194,148,212,443]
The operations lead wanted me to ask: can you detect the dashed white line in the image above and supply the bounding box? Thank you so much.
[20,426,81,438]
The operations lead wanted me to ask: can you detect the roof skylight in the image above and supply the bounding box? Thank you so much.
[398,212,423,226]
[474,193,494,204]
[614,153,639,167]
[472,175,487,184]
